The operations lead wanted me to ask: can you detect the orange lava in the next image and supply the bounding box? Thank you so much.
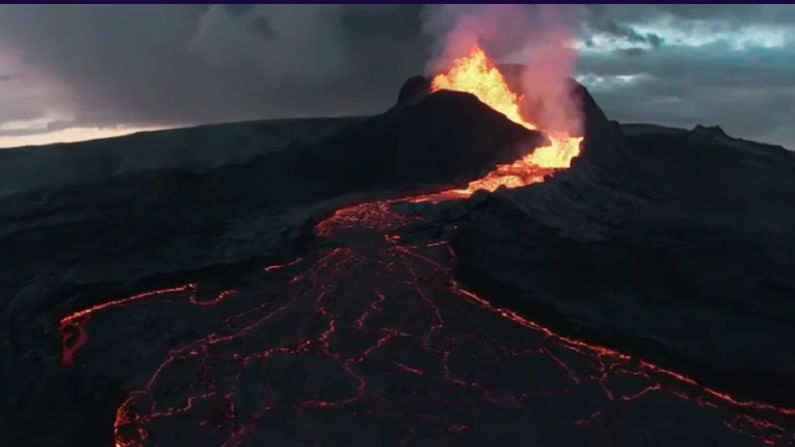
[59,284,196,367]
[419,45,583,201]
[431,46,536,132]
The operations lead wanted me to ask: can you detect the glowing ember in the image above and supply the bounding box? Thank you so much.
[425,45,584,199]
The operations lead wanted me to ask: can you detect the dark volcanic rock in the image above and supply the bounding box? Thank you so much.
[692,124,730,138]
[292,90,542,193]
[447,92,795,406]
[0,90,546,446]
[0,90,543,322]
[0,117,361,198]
[572,81,633,175]
[4,73,795,446]
[145,89,543,214]
[397,75,431,104]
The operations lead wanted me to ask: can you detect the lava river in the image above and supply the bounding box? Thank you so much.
[58,46,795,447]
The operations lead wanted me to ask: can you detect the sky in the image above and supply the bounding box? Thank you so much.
[1,4,793,149]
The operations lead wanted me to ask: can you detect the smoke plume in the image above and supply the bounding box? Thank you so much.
[422,4,583,135]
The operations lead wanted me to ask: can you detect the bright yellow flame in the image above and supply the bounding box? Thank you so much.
[431,46,537,131]
[527,133,583,169]
[423,44,583,200]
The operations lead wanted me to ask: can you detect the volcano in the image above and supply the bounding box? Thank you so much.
[1,47,795,447]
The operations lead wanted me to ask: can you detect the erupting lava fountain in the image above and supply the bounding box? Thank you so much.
[418,44,584,201]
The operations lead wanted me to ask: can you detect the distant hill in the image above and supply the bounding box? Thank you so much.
[0,117,364,197]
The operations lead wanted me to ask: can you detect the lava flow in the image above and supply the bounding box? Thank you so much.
[58,46,795,447]
[415,45,583,202]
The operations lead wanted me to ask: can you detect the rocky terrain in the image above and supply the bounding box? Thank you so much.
[1,82,794,446]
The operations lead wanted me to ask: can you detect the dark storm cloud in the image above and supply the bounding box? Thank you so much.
[572,4,795,148]
[0,5,208,131]
[582,17,664,48]
[0,4,793,149]
[578,45,795,147]
[0,4,431,135]
[582,4,795,26]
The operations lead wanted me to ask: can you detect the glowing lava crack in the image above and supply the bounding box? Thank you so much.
[59,46,795,447]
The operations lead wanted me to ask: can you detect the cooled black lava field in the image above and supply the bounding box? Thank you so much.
[2,81,795,447]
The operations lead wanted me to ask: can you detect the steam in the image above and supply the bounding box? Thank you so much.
[422,4,583,135]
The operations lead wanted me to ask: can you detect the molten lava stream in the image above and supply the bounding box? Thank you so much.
[413,44,583,203]
[58,45,795,447]
[64,198,795,447]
